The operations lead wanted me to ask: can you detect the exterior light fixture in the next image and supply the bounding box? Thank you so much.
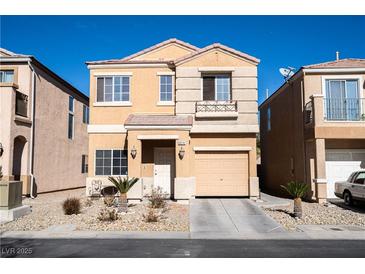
[0,143,3,157]
[130,146,137,159]
[178,146,185,160]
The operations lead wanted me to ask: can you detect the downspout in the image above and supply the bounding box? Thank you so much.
[28,60,36,198]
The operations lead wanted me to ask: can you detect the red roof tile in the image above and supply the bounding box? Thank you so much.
[303,58,365,69]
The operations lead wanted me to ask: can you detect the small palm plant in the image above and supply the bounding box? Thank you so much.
[108,176,139,212]
[281,181,309,218]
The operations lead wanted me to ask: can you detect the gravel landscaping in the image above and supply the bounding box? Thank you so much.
[0,188,189,232]
[264,200,365,231]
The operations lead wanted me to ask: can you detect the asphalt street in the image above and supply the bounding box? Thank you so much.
[1,238,365,258]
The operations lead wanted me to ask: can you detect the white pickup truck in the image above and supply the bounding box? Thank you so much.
[335,170,365,205]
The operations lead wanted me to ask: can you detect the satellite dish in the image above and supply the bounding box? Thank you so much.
[279,67,295,81]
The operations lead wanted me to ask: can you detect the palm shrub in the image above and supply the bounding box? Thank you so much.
[281,181,309,218]
[108,176,139,212]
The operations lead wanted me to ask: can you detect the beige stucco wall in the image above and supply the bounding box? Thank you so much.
[0,61,89,194]
[89,67,175,124]
[260,71,365,202]
[175,49,259,131]
[32,66,88,193]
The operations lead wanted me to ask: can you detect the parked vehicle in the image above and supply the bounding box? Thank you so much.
[335,170,365,205]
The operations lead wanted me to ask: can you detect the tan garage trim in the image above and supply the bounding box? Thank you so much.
[193,146,252,151]
[195,151,249,196]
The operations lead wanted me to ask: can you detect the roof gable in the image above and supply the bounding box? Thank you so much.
[175,43,260,66]
[123,38,199,62]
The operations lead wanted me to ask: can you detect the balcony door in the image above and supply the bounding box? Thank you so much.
[325,79,359,121]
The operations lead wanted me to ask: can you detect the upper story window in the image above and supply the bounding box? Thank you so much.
[83,105,89,124]
[96,76,130,102]
[0,70,14,83]
[68,96,74,139]
[267,107,271,131]
[202,74,231,101]
[159,75,173,102]
[325,79,361,121]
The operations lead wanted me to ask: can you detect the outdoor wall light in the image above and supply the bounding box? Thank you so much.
[130,146,137,159]
[0,143,3,157]
[178,146,185,160]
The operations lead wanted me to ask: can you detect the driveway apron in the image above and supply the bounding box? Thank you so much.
[190,199,284,234]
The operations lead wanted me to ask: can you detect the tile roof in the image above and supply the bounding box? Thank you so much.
[174,43,260,65]
[303,58,365,69]
[125,114,193,126]
[86,38,199,65]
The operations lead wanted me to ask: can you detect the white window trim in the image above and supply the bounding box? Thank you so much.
[158,75,174,104]
[94,149,128,176]
[96,75,131,104]
[93,72,133,76]
[215,75,231,101]
[156,72,175,76]
[321,75,364,121]
[93,102,132,107]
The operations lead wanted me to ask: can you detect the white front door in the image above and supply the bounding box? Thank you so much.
[325,149,365,198]
[154,148,175,195]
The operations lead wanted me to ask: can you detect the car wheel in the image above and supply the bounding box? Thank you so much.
[343,191,353,206]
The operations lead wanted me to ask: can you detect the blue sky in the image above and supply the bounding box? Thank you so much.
[1,16,364,104]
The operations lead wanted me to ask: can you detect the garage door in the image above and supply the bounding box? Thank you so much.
[195,151,249,196]
[325,149,365,198]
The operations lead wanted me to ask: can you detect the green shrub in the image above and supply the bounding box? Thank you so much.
[62,197,81,215]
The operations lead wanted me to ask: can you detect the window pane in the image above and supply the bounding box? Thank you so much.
[68,113,73,139]
[104,150,111,157]
[121,167,128,175]
[103,167,111,175]
[113,167,121,175]
[166,93,172,101]
[95,159,103,166]
[69,96,74,112]
[95,167,103,175]
[114,77,121,85]
[122,93,129,101]
[113,159,121,166]
[105,77,113,86]
[122,77,129,85]
[96,150,103,157]
[113,150,121,157]
[346,80,358,98]
[166,76,172,84]
[114,85,121,101]
[121,158,128,167]
[97,78,104,102]
[4,71,14,82]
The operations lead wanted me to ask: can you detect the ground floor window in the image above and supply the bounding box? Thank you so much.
[95,149,127,176]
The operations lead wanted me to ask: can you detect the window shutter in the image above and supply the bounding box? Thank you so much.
[203,77,215,100]
[97,78,104,102]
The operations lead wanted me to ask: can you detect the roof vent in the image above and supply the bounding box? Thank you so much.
[336,51,340,61]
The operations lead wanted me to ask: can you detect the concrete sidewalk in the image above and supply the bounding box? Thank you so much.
[2,228,365,240]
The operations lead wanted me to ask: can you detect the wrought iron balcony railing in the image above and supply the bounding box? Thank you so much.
[196,100,237,112]
[324,98,365,121]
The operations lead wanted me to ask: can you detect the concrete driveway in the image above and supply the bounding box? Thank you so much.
[190,199,285,236]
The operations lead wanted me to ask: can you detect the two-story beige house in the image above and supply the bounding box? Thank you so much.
[0,48,89,195]
[260,58,365,203]
[86,38,260,199]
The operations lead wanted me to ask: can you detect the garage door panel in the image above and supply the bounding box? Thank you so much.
[195,151,249,196]
[325,149,365,198]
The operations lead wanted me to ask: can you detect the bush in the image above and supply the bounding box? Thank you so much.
[62,197,81,215]
[98,208,118,221]
[143,208,160,222]
[84,198,93,207]
[103,195,115,207]
[148,187,168,209]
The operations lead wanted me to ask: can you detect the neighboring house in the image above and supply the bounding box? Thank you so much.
[86,38,260,199]
[259,58,365,203]
[0,48,89,195]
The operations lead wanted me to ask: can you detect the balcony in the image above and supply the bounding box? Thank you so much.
[324,98,365,121]
[15,91,28,117]
[195,100,238,118]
